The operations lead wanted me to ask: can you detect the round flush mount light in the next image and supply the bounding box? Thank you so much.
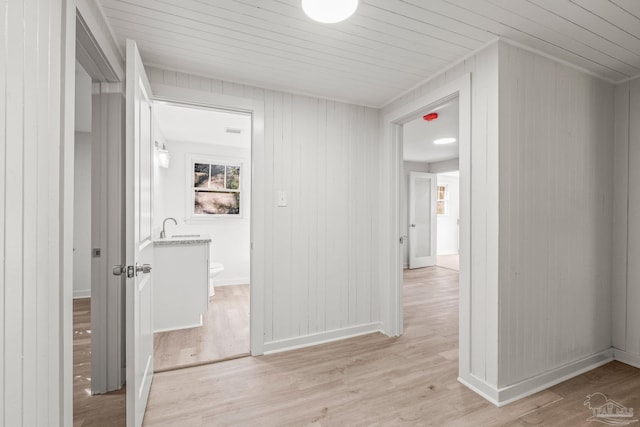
[434,137,457,145]
[302,0,359,23]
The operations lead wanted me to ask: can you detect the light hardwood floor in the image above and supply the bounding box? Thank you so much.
[73,298,126,427]
[143,267,640,426]
[436,254,459,271]
[154,284,251,372]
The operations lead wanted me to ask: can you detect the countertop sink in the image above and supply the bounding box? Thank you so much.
[154,233,211,246]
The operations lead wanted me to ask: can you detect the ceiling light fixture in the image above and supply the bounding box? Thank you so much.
[302,0,358,23]
[434,137,457,145]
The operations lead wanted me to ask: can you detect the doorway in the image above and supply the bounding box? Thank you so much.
[73,14,127,425]
[382,73,471,381]
[150,101,252,372]
[401,96,459,271]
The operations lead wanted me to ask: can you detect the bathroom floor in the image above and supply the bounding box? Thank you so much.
[153,284,250,372]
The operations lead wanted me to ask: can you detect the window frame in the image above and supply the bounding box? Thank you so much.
[436,183,449,216]
[186,154,245,220]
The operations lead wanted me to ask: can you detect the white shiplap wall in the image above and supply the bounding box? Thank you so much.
[383,40,618,403]
[146,67,381,349]
[382,42,501,391]
[498,43,614,387]
[1,0,68,425]
[613,78,640,365]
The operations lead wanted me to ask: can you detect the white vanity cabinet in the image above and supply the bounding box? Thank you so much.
[153,236,210,332]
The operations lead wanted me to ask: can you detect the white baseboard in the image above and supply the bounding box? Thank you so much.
[73,289,91,299]
[458,374,500,405]
[460,349,614,407]
[211,277,250,287]
[263,322,383,355]
[614,348,640,368]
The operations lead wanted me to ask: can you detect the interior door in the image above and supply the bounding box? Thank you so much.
[125,40,155,427]
[409,171,437,269]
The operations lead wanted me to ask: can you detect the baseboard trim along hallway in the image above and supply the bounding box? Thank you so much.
[263,322,384,355]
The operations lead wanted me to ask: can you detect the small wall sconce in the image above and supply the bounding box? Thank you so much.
[155,141,170,168]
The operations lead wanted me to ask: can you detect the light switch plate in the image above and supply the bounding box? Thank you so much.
[277,191,287,207]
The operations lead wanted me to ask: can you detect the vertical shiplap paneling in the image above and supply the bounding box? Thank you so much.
[290,95,308,337]
[0,0,6,420]
[611,83,629,351]
[263,90,275,342]
[347,105,358,326]
[272,91,292,341]
[5,2,26,426]
[626,79,640,356]
[365,108,378,322]
[315,99,327,333]
[469,43,490,382]
[305,97,319,335]
[146,66,381,349]
[1,0,65,423]
[22,0,39,424]
[498,43,614,387]
[498,40,514,383]
[325,100,343,332]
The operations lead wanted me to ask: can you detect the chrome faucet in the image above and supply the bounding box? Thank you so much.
[160,217,177,239]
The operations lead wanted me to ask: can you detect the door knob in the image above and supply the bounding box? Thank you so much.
[136,263,152,275]
[410,224,416,228]
[112,265,125,276]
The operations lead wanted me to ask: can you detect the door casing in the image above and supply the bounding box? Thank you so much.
[381,73,471,382]
[150,83,266,357]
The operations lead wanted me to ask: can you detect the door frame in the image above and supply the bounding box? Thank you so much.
[75,10,127,395]
[381,73,471,380]
[150,84,265,356]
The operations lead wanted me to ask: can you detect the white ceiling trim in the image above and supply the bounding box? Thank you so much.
[143,61,384,109]
[382,37,500,109]
[500,37,619,84]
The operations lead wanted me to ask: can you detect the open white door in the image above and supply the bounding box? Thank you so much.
[125,40,155,427]
[409,171,437,269]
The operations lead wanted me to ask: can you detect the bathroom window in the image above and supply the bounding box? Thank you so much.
[191,160,242,216]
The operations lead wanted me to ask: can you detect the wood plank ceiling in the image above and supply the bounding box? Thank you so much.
[99,0,640,107]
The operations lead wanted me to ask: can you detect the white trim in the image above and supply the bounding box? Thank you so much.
[62,2,77,424]
[73,290,91,299]
[460,349,614,407]
[151,83,265,356]
[211,278,250,287]
[263,323,383,355]
[144,61,382,109]
[614,349,640,368]
[457,375,500,406]
[382,73,472,382]
[499,38,620,85]
[496,349,614,407]
[616,75,640,84]
[382,38,499,108]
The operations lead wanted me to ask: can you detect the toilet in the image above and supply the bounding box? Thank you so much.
[209,262,224,296]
